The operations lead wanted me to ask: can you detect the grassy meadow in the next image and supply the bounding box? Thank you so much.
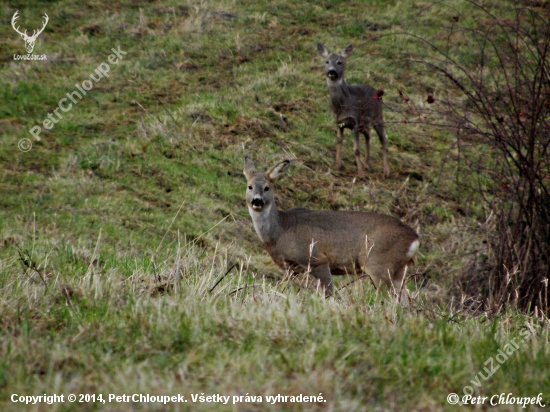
[1,0,549,410]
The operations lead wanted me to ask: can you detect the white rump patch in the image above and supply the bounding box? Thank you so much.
[406,239,420,259]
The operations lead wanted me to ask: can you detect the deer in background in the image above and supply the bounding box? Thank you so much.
[317,42,390,178]
[11,11,49,54]
[243,157,418,297]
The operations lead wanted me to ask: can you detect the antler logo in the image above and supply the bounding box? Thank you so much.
[12,11,49,54]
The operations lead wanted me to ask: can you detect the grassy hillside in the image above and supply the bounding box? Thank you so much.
[1,0,549,410]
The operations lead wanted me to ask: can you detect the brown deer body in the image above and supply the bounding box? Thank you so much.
[317,42,390,178]
[244,157,418,295]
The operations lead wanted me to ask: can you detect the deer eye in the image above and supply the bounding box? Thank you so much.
[337,61,342,65]
[264,186,270,192]
[248,186,252,190]
[325,60,329,64]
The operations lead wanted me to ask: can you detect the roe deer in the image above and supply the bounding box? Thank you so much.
[243,157,419,296]
[317,42,390,178]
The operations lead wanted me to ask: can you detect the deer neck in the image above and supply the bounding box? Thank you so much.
[248,203,283,246]
[326,77,350,112]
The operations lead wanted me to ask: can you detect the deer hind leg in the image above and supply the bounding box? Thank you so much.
[335,126,344,170]
[373,122,390,178]
[352,129,364,177]
[361,129,371,172]
[366,263,406,300]
[311,264,333,296]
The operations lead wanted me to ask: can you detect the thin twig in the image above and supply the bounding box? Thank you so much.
[155,95,179,126]
[209,263,238,293]
[16,244,46,286]
[447,310,464,324]
[336,274,373,294]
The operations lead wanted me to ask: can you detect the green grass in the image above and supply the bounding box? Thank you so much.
[1,0,549,410]
[1,246,549,411]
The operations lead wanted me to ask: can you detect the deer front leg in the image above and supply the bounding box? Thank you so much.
[334,125,344,170]
[311,264,333,296]
[353,129,364,177]
[374,123,390,178]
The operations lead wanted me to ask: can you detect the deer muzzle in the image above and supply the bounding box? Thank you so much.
[251,197,265,210]
[326,69,339,80]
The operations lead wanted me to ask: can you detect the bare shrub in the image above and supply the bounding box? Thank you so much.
[398,1,550,312]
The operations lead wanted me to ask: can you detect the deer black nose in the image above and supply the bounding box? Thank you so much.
[251,198,264,208]
[327,69,338,79]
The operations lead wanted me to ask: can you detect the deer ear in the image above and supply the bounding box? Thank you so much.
[243,156,258,180]
[267,160,291,183]
[317,42,329,58]
[341,44,354,58]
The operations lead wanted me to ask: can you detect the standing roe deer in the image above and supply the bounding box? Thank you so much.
[317,42,390,178]
[244,157,418,296]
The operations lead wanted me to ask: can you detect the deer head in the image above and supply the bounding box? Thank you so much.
[12,11,49,54]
